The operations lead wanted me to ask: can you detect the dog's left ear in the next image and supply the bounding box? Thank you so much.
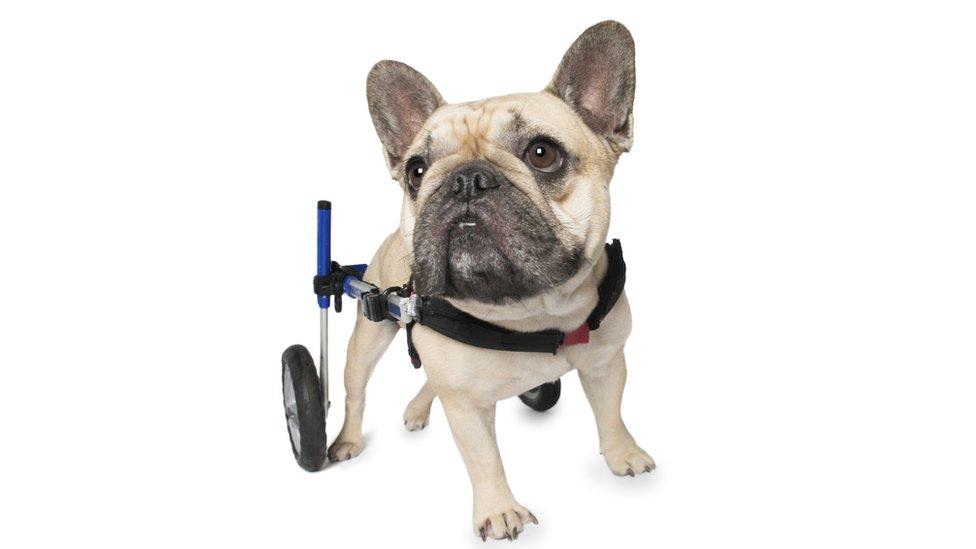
[546,21,636,153]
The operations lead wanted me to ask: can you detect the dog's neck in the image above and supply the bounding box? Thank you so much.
[442,251,609,333]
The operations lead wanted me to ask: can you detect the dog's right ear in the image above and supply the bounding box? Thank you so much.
[366,60,445,169]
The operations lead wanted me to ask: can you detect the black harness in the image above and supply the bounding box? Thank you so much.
[317,240,626,369]
[405,240,625,367]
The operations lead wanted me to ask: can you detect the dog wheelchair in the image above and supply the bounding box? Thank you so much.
[281,201,562,472]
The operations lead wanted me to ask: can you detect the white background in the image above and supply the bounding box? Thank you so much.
[1,1,974,547]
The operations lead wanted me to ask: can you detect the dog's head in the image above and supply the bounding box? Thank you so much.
[366,21,635,303]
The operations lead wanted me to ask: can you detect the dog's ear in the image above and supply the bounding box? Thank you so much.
[367,60,445,169]
[546,21,636,153]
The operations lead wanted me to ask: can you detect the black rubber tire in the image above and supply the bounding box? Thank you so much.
[518,379,561,412]
[281,344,327,472]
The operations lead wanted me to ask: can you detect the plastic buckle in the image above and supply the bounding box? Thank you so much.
[313,262,368,313]
[362,285,411,322]
[361,289,386,321]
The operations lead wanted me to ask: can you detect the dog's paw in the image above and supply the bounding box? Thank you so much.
[403,414,429,432]
[603,442,656,477]
[402,393,432,432]
[473,503,537,541]
[327,437,363,462]
[403,403,431,432]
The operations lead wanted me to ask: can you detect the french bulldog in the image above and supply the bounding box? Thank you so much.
[327,20,654,540]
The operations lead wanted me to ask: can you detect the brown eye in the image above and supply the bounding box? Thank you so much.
[406,159,427,188]
[524,140,563,172]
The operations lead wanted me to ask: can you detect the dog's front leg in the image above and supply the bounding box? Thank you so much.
[326,312,399,461]
[440,397,537,540]
[578,348,655,476]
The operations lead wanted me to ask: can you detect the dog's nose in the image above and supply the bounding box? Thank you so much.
[450,164,500,201]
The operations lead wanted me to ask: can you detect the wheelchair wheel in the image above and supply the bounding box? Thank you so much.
[281,344,327,471]
[518,379,561,412]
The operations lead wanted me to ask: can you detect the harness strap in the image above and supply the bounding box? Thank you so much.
[406,239,626,367]
[405,323,423,369]
[586,239,626,330]
[417,296,567,354]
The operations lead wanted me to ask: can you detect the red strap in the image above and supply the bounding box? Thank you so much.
[562,323,590,346]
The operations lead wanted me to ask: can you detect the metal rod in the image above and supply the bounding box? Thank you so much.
[319,307,329,418]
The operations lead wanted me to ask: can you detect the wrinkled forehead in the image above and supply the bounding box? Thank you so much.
[410,92,592,160]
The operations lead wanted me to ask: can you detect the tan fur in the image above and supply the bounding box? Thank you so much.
[330,22,651,541]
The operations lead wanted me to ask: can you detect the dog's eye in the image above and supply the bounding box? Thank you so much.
[406,159,428,188]
[524,140,563,172]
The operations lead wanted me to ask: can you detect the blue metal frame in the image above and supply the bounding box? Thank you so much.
[316,201,332,309]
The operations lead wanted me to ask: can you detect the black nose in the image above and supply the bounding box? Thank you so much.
[450,163,500,201]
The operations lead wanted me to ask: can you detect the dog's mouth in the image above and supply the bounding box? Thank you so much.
[412,191,583,303]
[456,209,478,229]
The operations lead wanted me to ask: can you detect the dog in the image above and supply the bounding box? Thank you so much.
[327,20,654,540]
